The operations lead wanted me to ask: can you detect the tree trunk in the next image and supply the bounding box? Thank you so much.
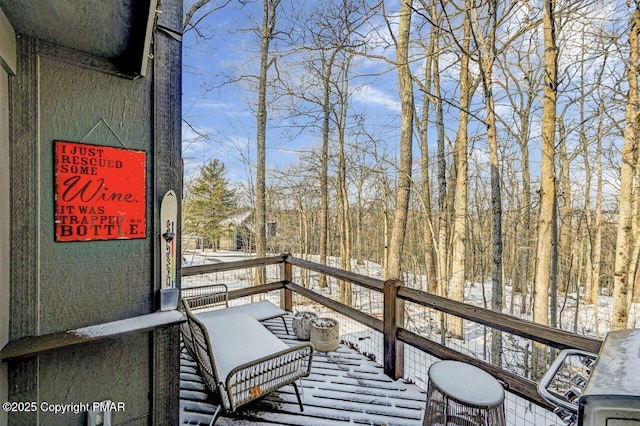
[255,0,279,285]
[532,0,557,379]
[319,50,338,289]
[581,39,595,306]
[482,0,503,368]
[338,63,352,305]
[434,70,451,345]
[435,36,448,302]
[387,0,414,280]
[449,0,472,339]
[591,95,604,337]
[433,14,448,300]
[420,8,439,294]
[612,2,640,331]
[630,121,640,304]
[557,119,571,299]
[519,95,533,315]
[356,177,365,266]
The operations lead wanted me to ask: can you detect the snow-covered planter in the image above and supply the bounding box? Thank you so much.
[310,317,339,352]
[292,311,318,340]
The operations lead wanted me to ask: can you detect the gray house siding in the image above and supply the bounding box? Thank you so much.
[0,6,14,424]
[2,0,182,423]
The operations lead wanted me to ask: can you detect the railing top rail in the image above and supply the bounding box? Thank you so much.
[182,254,286,277]
[284,255,385,292]
[399,286,602,354]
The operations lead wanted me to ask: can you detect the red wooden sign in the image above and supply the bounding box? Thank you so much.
[54,140,147,241]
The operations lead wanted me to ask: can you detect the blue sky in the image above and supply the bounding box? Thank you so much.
[181,0,410,186]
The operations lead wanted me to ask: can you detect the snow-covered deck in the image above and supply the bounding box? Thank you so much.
[180,314,427,425]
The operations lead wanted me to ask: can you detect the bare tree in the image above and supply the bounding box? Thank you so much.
[183,0,233,33]
[418,4,439,295]
[336,55,354,304]
[470,0,513,365]
[434,13,449,308]
[495,31,542,315]
[612,0,640,331]
[386,0,415,279]
[255,0,280,285]
[449,0,473,339]
[582,39,610,320]
[589,89,605,337]
[533,0,558,379]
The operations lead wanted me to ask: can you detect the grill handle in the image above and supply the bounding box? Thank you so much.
[537,349,597,413]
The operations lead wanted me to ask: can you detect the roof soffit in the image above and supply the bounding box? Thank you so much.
[0,0,156,76]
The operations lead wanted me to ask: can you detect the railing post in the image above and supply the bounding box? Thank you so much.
[280,255,293,311]
[383,278,404,380]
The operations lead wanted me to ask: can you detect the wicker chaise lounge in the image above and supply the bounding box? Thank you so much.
[180,298,313,425]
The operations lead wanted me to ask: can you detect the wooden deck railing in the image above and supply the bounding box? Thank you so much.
[182,253,602,411]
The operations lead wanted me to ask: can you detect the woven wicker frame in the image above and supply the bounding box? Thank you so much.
[181,284,229,310]
[180,297,313,424]
[224,343,312,410]
[178,297,204,363]
[424,376,506,426]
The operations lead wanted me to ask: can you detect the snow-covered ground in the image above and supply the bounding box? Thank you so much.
[182,249,640,426]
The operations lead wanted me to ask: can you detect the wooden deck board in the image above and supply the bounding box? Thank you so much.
[180,315,426,426]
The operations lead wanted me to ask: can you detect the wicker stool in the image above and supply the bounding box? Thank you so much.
[423,360,505,426]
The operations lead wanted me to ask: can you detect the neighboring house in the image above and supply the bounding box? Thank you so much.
[181,212,251,252]
[218,211,254,251]
[182,211,278,253]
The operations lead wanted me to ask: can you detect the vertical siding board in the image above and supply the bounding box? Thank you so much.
[8,34,39,425]
[9,35,38,341]
[152,0,183,422]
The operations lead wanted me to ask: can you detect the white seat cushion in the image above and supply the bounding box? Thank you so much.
[196,311,288,381]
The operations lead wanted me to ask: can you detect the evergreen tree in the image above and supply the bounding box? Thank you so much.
[184,159,236,250]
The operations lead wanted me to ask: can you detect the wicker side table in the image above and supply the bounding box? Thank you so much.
[423,360,505,426]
